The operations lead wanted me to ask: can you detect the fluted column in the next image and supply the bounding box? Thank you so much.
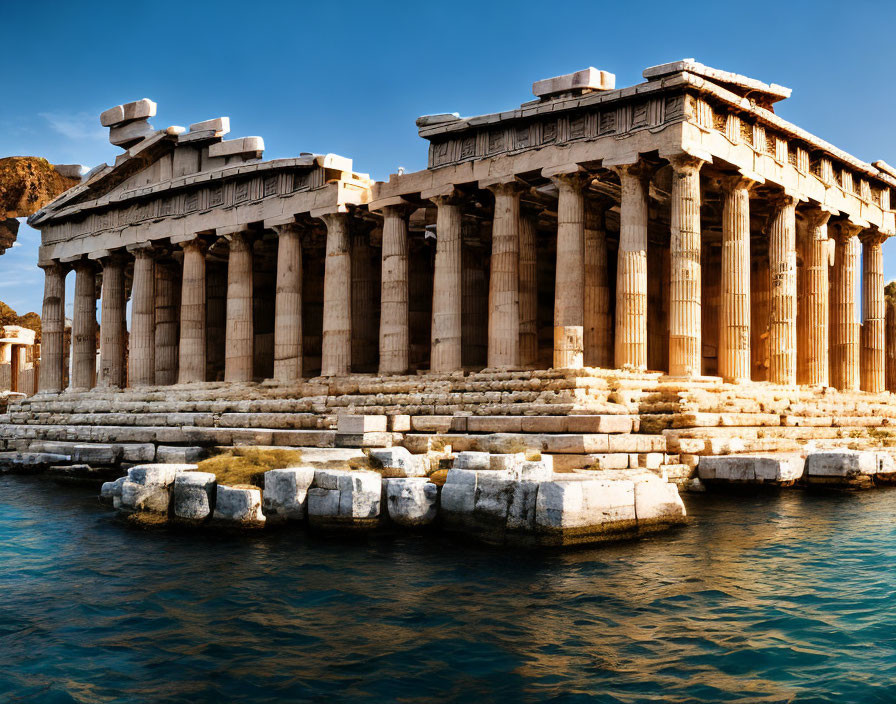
[38,262,67,392]
[320,213,351,377]
[861,230,886,393]
[803,208,831,386]
[430,195,463,372]
[487,182,522,368]
[768,195,797,385]
[518,211,538,367]
[225,231,254,382]
[719,176,752,382]
[154,259,180,385]
[584,204,612,368]
[129,245,156,386]
[668,155,703,376]
[613,164,649,370]
[831,223,861,390]
[887,299,896,393]
[379,205,410,375]
[178,237,208,383]
[552,172,586,369]
[99,253,126,388]
[273,224,303,383]
[351,227,378,372]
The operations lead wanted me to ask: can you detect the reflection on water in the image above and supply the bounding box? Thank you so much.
[1,476,895,703]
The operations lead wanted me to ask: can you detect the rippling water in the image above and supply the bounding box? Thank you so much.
[2,476,896,703]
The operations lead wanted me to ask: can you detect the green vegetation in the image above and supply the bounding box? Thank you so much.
[197,447,304,488]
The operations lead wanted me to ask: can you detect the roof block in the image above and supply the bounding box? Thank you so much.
[533,67,615,99]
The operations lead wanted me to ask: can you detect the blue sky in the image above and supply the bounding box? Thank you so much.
[2,0,895,316]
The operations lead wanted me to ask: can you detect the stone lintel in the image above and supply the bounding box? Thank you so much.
[421,185,465,202]
[189,117,230,135]
[263,215,299,229]
[87,249,113,261]
[310,205,349,219]
[366,195,415,213]
[59,254,89,264]
[478,174,527,190]
[218,225,255,238]
[660,146,713,165]
[532,68,615,99]
[208,137,264,159]
[126,241,156,254]
[178,129,224,145]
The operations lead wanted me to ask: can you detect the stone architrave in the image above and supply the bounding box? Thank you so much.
[99,253,126,388]
[38,262,67,392]
[178,237,207,384]
[803,208,831,387]
[551,171,587,369]
[518,211,539,367]
[860,230,886,393]
[273,224,303,383]
[767,195,797,385]
[379,205,411,375]
[225,231,254,382]
[129,245,156,386]
[719,175,753,383]
[430,193,463,372]
[486,181,522,369]
[319,213,351,377]
[668,155,703,377]
[831,223,861,391]
[584,203,612,368]
[612,163,649,371]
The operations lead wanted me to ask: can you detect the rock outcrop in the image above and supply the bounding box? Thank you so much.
[0,157,81,253]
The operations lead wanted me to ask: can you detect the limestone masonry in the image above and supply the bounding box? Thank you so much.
[6,59,896,502]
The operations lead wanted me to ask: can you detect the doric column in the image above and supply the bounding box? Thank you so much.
[486,181,522,368]
[803,208,831,386]
[225,231,254,382]
[861,230,886,393]
[273,224,303,383]
[768,195,797,385]
[584,204,612,368]
[154,259,180,385]
[320,213,351,377]
[887,299,896,393]
[552,171,587,369]
[518,211,538,367]
[178,237,207,383]
[719,176,752,382]
[38,261,67,393]
[613,163,649,370]
[351,227,378,372]
[379,205,410,375]
[430,194,463,372]
[128,244,156,387]
[831,223,861,390]
[99,253,126,388]
[668,155,703,377]
[71,260,97,390]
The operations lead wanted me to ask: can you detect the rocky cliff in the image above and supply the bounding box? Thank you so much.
[0,157,81,254]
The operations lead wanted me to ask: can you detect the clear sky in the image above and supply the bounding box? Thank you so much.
[2,0,894,317]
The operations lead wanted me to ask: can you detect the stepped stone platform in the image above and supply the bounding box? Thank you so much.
[3,369,896,490]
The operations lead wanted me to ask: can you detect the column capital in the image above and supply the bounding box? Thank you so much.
[425,186,466,206]
[610,160,652,183]
[224,229,254,250]
[719,173,757,194]
[38,259,69,274]
[70,257,97,273]
[668,152,705,173]
[834,220,864,241]
[97,249,129,267]
[179,236,208,254]
[859,228,887,246]
[802,204,833,231]
[768,192,798,212]
[272,222,302,238]
[381,202,415,219]
[483,178,527,197]
[127,240,158,258]
[317,211,350,229]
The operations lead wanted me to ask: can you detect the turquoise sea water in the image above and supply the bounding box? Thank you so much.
[1,476,895,703]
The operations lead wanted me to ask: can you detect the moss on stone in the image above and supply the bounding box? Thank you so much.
[197,447,304,488]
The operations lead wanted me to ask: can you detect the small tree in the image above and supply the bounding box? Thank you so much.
[16,312,41,343]
[886,281,896,307]
[0,300,17,327]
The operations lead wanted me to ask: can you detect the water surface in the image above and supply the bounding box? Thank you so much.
[1,476,895,703]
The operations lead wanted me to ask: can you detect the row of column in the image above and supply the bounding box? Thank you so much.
[37,160,890,393]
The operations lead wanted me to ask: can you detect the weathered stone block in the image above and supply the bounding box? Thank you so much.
[208,136,264,159]
[307,469,382,529]
[100,476,126,505]
[212,485,265,525]
[262,467,315,521]
[100,98,157,127]
[453,451,491,470]
[337,415,387,434]
[698,456,804,484]
[172,472,217,521]
[633,477,686,524]
[72,444,122,466]
[119,481,169,514]
[156,446,206,463]
[567,415,633,434]
[368,447,425,477]
[128,463,196,486]
[384,478,439,527]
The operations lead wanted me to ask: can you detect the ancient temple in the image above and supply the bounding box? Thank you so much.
[29,60,896,395]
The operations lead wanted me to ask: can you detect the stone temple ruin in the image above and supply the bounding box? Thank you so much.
[5,59,896,508]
